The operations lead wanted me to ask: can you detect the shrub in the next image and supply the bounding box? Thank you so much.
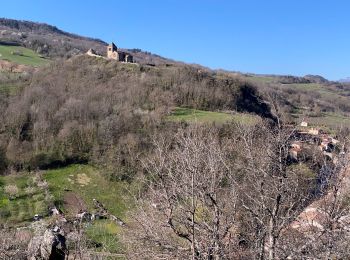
[4,184,19,198]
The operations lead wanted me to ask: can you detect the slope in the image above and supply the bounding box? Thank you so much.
[0,17,174,65]
[0,44,48,66]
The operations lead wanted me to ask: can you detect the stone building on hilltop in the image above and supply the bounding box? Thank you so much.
[107,42,133,63]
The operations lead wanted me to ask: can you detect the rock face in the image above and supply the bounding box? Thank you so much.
[27,228,67,260]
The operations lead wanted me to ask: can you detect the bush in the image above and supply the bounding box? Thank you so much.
[4,184,19,198]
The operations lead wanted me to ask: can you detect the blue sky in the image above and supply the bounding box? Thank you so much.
[1,0,350,80]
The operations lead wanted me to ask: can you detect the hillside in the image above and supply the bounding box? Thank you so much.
[339,77,350,83]
[236,73,350,131]
[3,16,350,128]
[0,17,175,65]
[0,55,273,172]
[0,43,48,66]
[1,18,350,259]
[2,17,350,127]
[0,54,276,258]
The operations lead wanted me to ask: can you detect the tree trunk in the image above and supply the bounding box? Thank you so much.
[191,170,196,260]
[268,216,276,260]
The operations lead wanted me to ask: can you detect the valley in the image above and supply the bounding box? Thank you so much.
[1,17,350,259]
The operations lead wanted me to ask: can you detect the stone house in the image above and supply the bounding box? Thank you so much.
[308,128,319,135]
[289,142,302,161]
[107,42,133,63]
[300,121,308,127]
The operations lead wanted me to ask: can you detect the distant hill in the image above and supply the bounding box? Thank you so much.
[2,17,350,133]
[0,18,174,65]
[338,77,350,83]
[304,74,329,84]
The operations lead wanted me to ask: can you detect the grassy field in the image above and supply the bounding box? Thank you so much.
[296,112,350,132]
[167,98,350,133]
[247,74,348,100]
[44,164,131,253]
[245,75,277,84]
[44,164,130,218]
[167,107,258,124]
[290,110,350,134]
[86,219,123,253]
[0,173,49,225]
[0,44,49,66]
[280,82,344,99]
[0,165,131,253]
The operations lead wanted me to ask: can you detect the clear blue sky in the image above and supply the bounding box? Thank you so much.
[1,0,350,80]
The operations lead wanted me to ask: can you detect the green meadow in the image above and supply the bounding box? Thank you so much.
[167,107,259,124]
[0,44,49,66]
[0,173,48,225]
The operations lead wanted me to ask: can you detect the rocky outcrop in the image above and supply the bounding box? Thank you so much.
[27,227,67,260]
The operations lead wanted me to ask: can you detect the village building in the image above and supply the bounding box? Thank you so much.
[289,141,302,161]
[290,142,301,150]
[107,42,133,63]
[308,128,319,135]
[289,148,299,161]
[300,121,308,127]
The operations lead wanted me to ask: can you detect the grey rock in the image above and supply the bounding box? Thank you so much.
[27,228,67,260]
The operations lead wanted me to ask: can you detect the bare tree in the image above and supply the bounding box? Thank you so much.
[233,121,317,259]
[286,151,350,259]
[0,229,30,259]
[123,125,239,259]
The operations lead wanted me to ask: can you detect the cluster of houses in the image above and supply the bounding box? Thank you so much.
[289,120,340,161]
